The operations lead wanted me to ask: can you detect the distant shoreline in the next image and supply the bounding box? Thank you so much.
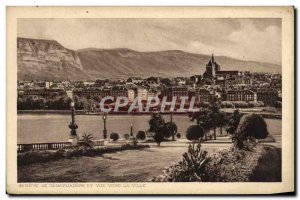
[17,109,282,119]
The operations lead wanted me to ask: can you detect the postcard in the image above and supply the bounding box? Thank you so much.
[6,6,294,194]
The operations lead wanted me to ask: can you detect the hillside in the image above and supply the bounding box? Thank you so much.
[17,38,281,81]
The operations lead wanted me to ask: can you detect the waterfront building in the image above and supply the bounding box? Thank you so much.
[111,86,128,99]
[127,89,135,102]
[23,88,66,100]
[137,88,148,101]
[161,86,188,100]
[198,88,214,102]
[226,89,257,102]
[256,88,279,106]
[73,88,110,99]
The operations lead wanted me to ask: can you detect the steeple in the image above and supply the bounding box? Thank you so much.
[211,53,214,63]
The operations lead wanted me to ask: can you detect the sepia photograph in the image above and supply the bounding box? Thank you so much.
[6,6,294,195]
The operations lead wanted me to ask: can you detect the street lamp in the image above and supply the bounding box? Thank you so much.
[102,113,107,139]
[170,111,175,141]
[129,122,137,147]
[130,123,133,136]
[68,101,79,145]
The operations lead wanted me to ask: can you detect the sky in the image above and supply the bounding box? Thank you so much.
[18,18,281,65]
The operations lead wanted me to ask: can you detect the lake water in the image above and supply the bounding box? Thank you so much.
[17,114,282,144]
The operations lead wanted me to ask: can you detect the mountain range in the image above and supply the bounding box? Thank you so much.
[17,37,281,81]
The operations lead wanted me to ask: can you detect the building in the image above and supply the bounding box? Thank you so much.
[82,81,95,87]
[198,88,214,102]
[66,90,73,98]
[256,88,279,106]
[161,86,188,100]
[270,73,282,89]
[111,87,128,99]
[202,54,244,85]
[23,88,66,100]
[244,77,252,85]
[226,90,257,102]
[137,88,148,101]
[127,77,143,84]
[190,75,202,84]
[127,89,135,102]
[73,88,110,99]
[35,81,53,89]
[203,54,220,79]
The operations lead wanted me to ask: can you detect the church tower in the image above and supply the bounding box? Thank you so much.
[203,53,220,80]
[211,54,216,77]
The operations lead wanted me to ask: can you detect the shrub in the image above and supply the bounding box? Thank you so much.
[176,133,181,139]
[232,101,249,108]
[152,141,281,182]
[235,114,269,149]
[220,101,234,108]
[152,143,209,182]
[226,109,242,135]
[79,133,94,147]
[110,132,120,141]
[186,125,204,141]
[136,131,146,140]
[18,144,151,166]
[205,145,263,182]
[124,133,130,140]
[250,145,282,181]
[262,107,277,113]
[248,101,264,108]
[165,122,177,139]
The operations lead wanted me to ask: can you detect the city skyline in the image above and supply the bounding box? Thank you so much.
[18,18,282,65]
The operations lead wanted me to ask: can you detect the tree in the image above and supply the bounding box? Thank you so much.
[235,113,269,149]
[217,112,227,135]
[186,125,204,142]
[149,112,166,146]
[176,133,181,139]
[149,112,165,133]
[169,113,177,141]
[110,132,120,141]
[226,109,242,136]
[160,124,171,139]
[154,130,164,146]
[191,108,213,140]
[165,122,177,139]
[136,131,146,140]
[209,96,220,140]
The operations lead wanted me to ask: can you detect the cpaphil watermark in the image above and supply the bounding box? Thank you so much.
[99,96,198,113]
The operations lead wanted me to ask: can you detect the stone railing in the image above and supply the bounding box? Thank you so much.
[17,140,108,153]
[17,142,72,152]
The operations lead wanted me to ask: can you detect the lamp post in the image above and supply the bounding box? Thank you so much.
[102,113,107,139]
[170,111,175,141]
[68,101,79,145]
[130,123,133,136]
[129,122,137,147]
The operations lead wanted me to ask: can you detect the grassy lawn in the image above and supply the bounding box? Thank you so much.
[18,140,232,182]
